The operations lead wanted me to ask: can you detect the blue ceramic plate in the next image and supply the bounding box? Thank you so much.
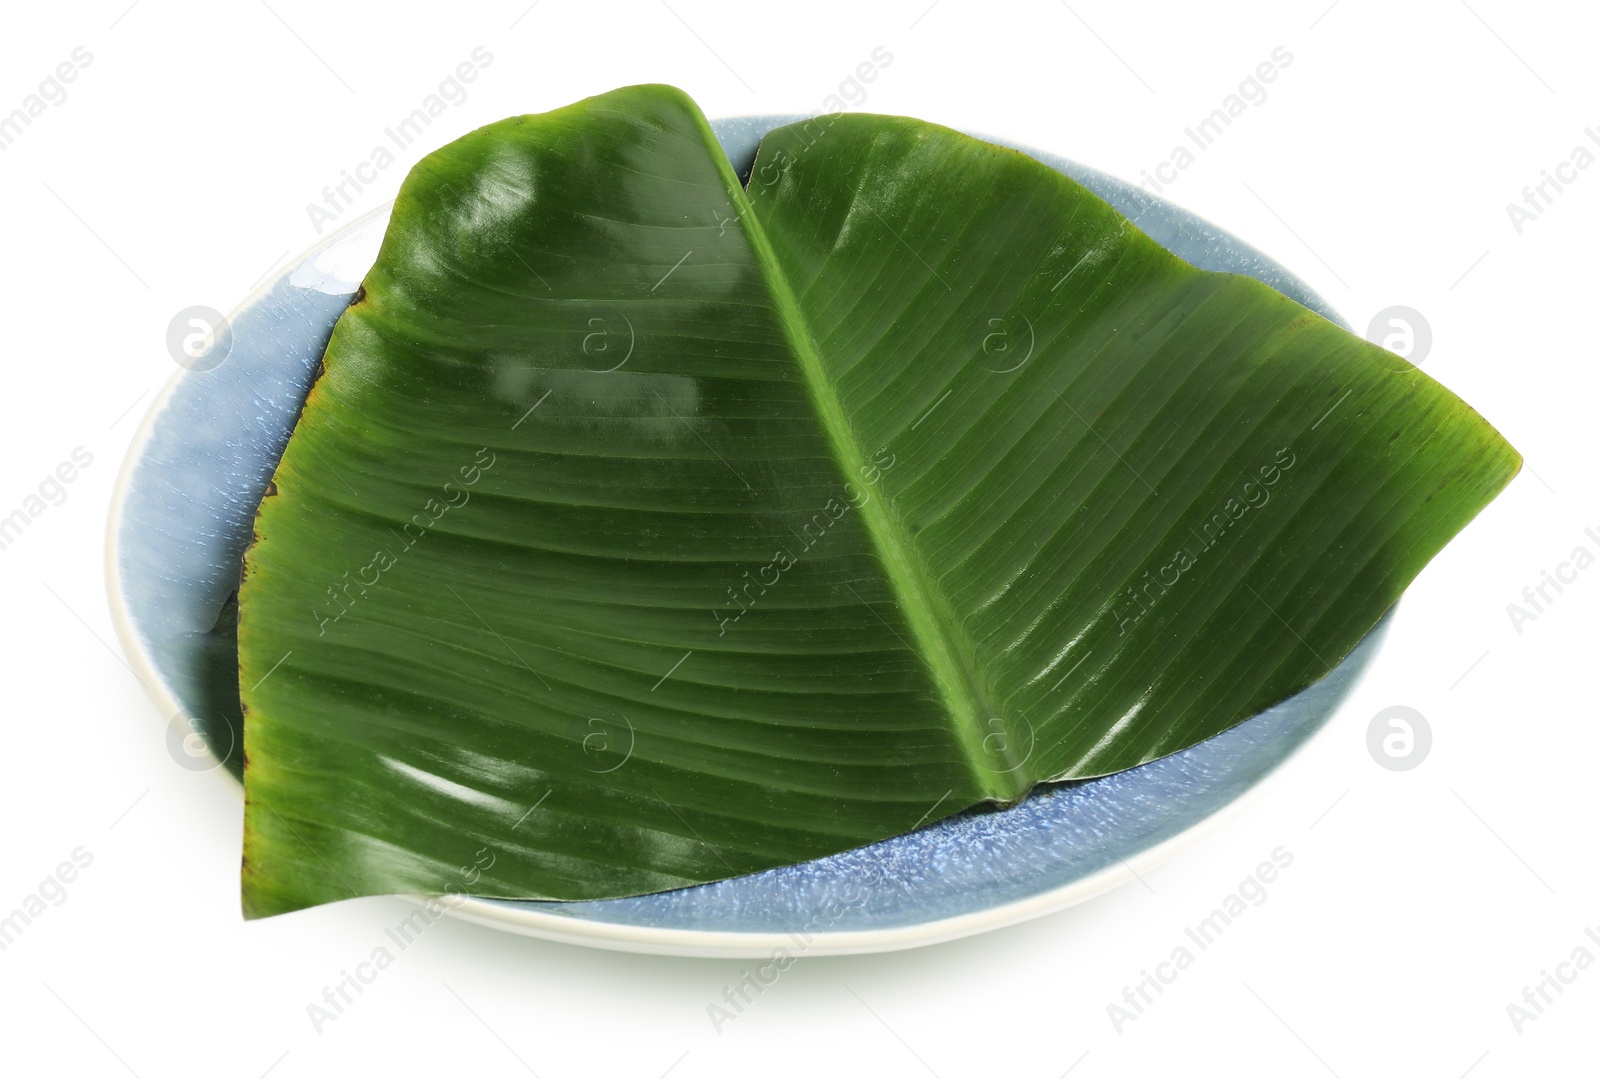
[106,114,1383,956]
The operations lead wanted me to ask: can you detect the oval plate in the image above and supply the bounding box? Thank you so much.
[107,114,1382,957]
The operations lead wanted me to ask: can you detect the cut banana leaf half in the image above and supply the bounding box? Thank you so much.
[238,85,1518,917]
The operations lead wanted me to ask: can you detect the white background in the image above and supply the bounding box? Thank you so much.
[2,1,1595,1075]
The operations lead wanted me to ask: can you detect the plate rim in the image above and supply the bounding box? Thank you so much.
[103,203,398,803]
[104,115,1357,957]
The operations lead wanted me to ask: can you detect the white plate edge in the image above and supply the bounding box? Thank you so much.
[100,151,1360,958]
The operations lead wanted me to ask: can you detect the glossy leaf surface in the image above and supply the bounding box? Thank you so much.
[239,86,1518,916]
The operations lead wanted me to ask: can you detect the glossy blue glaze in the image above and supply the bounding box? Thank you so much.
[112,114,1375,937]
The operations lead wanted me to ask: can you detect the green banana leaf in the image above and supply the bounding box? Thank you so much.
[238,84,1518,917]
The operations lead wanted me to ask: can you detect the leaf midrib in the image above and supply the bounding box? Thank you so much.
[692,116,1027,803]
